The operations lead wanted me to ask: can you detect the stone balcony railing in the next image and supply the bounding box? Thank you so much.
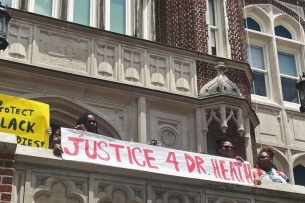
[0,9,252,99]
[1,133,305,203]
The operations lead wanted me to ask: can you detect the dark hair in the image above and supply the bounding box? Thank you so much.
[215,137,231,155]
[76,112,97,133]
[148,139,160,146]
[259,145,275,159]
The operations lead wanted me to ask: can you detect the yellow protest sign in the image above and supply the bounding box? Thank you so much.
[0,93,50,148]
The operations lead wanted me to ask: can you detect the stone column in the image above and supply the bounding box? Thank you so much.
[0,133,17,203]
[138,96,147,144]
[244,118,253,166]
[196,108,207,153]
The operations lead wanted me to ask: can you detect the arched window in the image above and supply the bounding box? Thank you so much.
[244,17,261,32]
[275,25,292,39]
[294,164,305,186]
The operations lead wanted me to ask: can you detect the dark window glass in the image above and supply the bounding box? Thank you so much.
[294,165,305,186]
[250,72,266,96]
[275,25,292,39]
[244,17,261,32]
[281,78,298,103]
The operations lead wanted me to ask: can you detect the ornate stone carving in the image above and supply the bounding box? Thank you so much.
[173,60,192,93]
[7,22,32,60]
[122,48,143,83]
[201,105,245,136]
[33,176,86,203]
[148,54,167,88]
[96,43,117,78]
[96,183,144,203]
[154,190,200,203]
[37,29,89,72]
[160,128,177,147]
[199,62,243,98]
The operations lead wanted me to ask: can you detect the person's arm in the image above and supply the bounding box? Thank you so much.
[52,138,63,155]
[252,168,261,186]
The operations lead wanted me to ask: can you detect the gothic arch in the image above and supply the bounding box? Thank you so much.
[244,5,272,34]
[21,93,124,140]
[274,14,304,41]
[292,153,305,167]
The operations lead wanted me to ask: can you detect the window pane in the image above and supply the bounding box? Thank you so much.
[210,29,217,56]
[247,46,264,70]
[281,78,298,103]
[110,0,126,34]
[73,0,90,26]
[1,0,12,7]
[209,0,215,26]
[34,0,53,17]
[244,17,261,32]
[275,25,292,39]
[250,72,266,97]
[294,165,305,186]
[278,52,297,77]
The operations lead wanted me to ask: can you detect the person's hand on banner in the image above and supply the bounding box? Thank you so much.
[46,127,52,136]
[53,144,63,155]
[75,124,87,131]
[253,178,262,186]
[235,156,244,163]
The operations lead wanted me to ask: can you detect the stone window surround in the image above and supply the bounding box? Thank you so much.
[244,5,305,112]
[8,0,154,40]
[206,0,230,58]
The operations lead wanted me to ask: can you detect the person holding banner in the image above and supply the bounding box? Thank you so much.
[253,146,288,185]
[52,112,98,155]
[215,137,244,162]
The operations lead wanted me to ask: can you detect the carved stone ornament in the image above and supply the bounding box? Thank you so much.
[199,62,243,98]
[159,127,179,148]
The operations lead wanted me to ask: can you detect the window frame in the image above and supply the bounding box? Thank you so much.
[247,43,270,98]
[66,0,95,27]
[27,0,60,18]
[207,0,225,57]
[104,0,133,36]
[277,48,300,104]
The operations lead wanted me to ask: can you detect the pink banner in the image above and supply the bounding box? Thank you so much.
[61,128,253,186]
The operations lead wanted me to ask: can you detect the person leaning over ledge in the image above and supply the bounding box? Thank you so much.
[215,137,244,162]
[46,112,98,155]
[148,139,161,146]
[253,146,288,185]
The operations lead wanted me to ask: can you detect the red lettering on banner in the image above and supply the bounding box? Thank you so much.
[219,160,230,180]
[229,161,241,182]
[234,162,244,182]
[109,144,125,162]
[63,137,84,156]
[97,141,110,161]
[211,159,222,179]
[127,146,134,164]
[166,152,180,171]
[184,153,196,173]
[132,147,145,167]
[144,149,158,169]
[194,156,207,174]
[85,140,97,159]
[243,163,253,183]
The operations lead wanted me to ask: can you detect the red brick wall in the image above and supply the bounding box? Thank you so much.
[155,0,209,53]
[155,0,251,98]
[227,0,248,62]
[0,153,14,203]
[196,61,251,102]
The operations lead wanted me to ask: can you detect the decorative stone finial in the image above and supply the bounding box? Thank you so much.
[199,62,243,98]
